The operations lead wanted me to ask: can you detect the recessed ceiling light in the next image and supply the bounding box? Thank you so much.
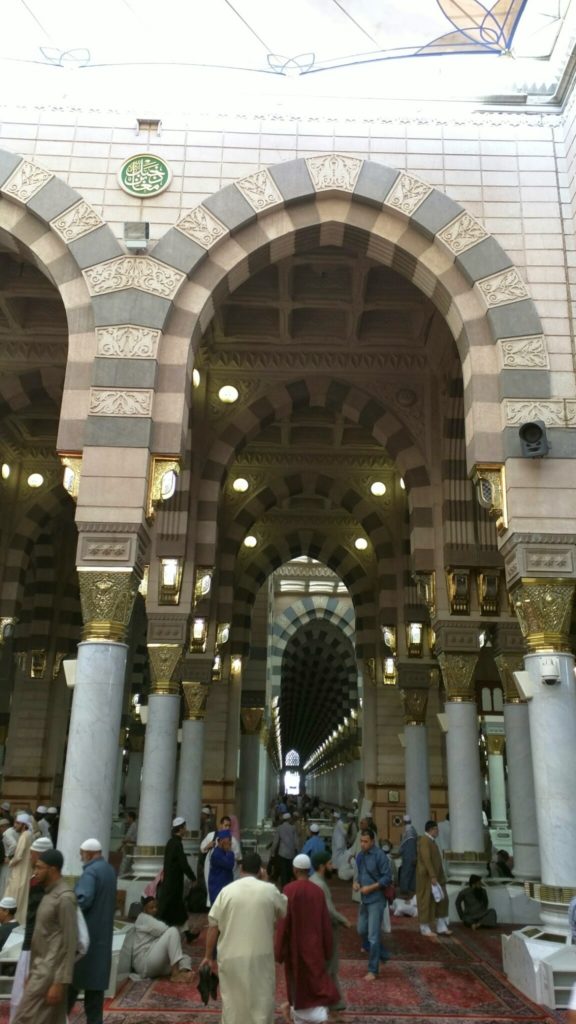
[27,473,44,488]
[244,535,257,548]
[370,481,386,496]
[218,385,239,404]
[354,537,368,551]
[233,477,249,493]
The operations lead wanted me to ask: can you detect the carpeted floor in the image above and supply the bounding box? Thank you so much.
[1,882,567,1023]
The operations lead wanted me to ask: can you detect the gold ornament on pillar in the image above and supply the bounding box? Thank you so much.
[78,569,139,643]
[400,688,428,725]
[510,578,575,653]
[241,707,264,735]
[494,653,525,704]
[485,734,505,756]
[437,652,478,702]
[147,643,182,695]
[181,682,209,720]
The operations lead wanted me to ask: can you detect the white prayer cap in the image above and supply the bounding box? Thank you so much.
[293,853,311,870]
[16,813,30,825]
[402,814,411,823]
[201,806,211,814]
[282,812,291,820]
[0,819,9,827]
[309,823,320,833]
[36,806,47,814]
[333,811,340,818]
[80,838,102,852]
[31,836,53,852]
[1,801,10,810]
[47,807,58,814]
[0,897,17,910]
[172,817,186,828]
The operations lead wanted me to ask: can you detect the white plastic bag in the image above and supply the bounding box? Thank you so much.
[431,882,443,903]
[76,907,90,959]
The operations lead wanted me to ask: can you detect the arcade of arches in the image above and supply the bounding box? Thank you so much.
[1,96,576,1003]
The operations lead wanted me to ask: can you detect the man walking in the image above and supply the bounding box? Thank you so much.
[353,828,392,980]
[272,812,299,890]
[416,820,452,938]
[12,848,77,1024]
[310,851,351,1011]
[67,838,117,1024]
[200,851,287,1023]
[275,853,339,1022]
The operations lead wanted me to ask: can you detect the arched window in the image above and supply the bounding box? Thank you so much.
[285,749,300,767]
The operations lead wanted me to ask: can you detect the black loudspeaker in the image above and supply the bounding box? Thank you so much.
[518,420,549,458]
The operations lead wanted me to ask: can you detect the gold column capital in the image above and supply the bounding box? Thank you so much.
[485,734,506,756]
[510,578,575,653]
[494,652,526,704]
[147,643,182,695]
[437,651,478,702]
[241,707,264,735]
[78,569,139,643]
[400,688,429,725]
[181,681,209,720]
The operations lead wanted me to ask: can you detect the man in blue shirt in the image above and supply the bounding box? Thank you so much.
[301,823,325,861]
[353,829,391,980]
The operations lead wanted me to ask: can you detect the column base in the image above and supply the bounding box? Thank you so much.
[444,851,489,881]
[132,846,165,877]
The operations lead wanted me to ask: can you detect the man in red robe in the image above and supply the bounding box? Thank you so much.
[275,853,339,1023]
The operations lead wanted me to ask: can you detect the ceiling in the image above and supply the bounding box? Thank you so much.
[1,1,574,108]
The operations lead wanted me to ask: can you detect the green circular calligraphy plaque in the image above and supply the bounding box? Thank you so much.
[119,153,171,198]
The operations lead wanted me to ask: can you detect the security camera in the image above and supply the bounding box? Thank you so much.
[540,656,561,686]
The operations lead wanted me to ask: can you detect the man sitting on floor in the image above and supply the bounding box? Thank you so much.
[132,895,193,983]
[455,874,497,930]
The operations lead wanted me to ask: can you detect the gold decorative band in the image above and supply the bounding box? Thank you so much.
[148,643,182,694]
[182,682,209,720]
[525,881,576,904]
[437,652,478,702]
[78,569,139,644]
[149,681,180,696]
[444,850,490,861]
[134,844,167,856]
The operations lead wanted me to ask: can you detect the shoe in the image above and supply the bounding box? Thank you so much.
[364,972,377,981]
[437,929,453,937]
[209,969,219,999]
[422,932,438,939]
[197,964,211,1005]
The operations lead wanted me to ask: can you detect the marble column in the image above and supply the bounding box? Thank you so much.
[134,644,182,873]
[58,569,139,875]
[483,719,507,827]
[239,707,264,828]
[511,579,576,923]
[495,651,540,879]
[176,682,208,834]
[438,651,485,879]
[124,738,144,812]
[399,686,430,833]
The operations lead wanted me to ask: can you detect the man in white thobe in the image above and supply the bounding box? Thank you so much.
[4,815,33,925]
[132,896,192,981]
[330,813,348,871]
[200,851,287,1024]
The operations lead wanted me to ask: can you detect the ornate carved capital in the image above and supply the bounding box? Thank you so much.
[485,734,505,756]
[437,652,478,702]
[400,688,428,725]
[78,569,139,643]
[181,682,209,720]
[147,644,182,695]
[510,578,575,653]
[241,707,264,735]
[494,653,525,704]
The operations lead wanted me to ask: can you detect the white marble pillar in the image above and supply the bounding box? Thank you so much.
[404,724,430,833]
[137,690,181,847]
[239,707,264,828]
[58,641,128,874]
[176,682,208,834]
[523,651,576,889]
[483,719,507,826]
[446,701,485,852]
[503,701,540,878]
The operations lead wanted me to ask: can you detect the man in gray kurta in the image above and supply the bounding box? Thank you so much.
[67,837,117,1024]
[12,848,77,1024]
[310,851,351,1011]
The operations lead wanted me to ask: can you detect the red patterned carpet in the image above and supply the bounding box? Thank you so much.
[1,882,566,1023]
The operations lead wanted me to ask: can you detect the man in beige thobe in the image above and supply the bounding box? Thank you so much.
[4,814,33,926]
[12,848,77,1024]
[200,851,287,1024]
[415,819,452,938]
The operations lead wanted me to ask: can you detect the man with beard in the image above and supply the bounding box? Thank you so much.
[310,851,351,1012]
[275,853,339,1023]
[157,818,196,937]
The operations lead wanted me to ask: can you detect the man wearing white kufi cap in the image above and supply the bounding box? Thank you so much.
[67,838,117,1024]
[34,807,50,839]
[4,814,33,925]
[0,895,18,951]
[8,836,54,1022]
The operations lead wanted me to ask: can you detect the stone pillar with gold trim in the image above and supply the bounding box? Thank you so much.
[176,682,208,834]
[494,627,540,880]
[239,706,264,828]
[135,641,182,874]
[398,664,431,833]
[58,568,139,875]
[509,577,576,907]
[436,623,485,879]
[482,719,507,827]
